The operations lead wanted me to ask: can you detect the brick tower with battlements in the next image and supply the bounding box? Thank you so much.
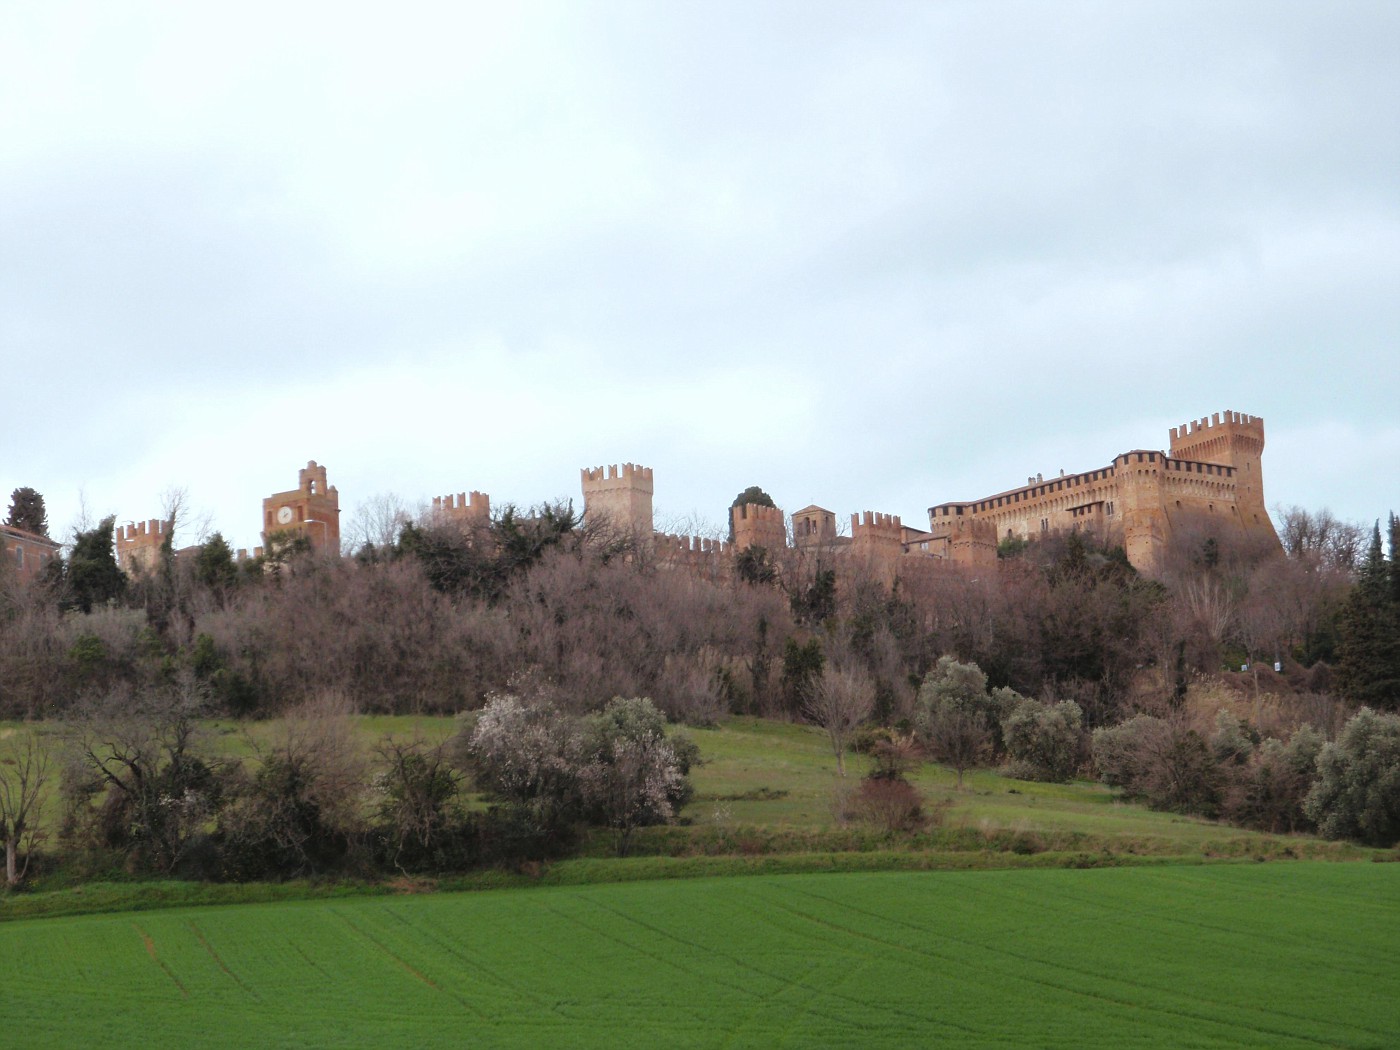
[732,502,786,552]
[115,519,170,576]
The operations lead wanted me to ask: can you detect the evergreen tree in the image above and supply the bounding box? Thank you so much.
[194,533,239,603]
[64,516,128,614]
[5,488,48,537]
[1336,521,1400,710]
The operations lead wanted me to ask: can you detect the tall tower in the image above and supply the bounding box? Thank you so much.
[262,460,341,554]
[580,463,654,537]
[1169,410,1268,521]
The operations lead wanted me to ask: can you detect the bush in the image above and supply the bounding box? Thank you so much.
[1002,699,1083,782]
[1221,726,1323,834]
[840,778,926,834]
[1304,708,1400,846]
[217,698,368,879]
[1090,714,1221,816]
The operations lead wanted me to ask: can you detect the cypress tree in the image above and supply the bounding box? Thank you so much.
[1336,521,1400,710]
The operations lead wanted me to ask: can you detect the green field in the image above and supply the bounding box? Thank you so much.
[2,863,1395,1048]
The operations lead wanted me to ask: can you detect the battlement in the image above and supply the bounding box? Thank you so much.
[1169,409,1265,446]
[852,511,902,532]
[116,518,168,544]
[432,490,491,520]
[658,533,732,557]
[733,502,785,525]
[580,463,654,490]
[1162,458,1234,478]
[1114,449,1165,469]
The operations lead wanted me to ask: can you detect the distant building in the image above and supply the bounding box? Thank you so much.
[1,524,62,585]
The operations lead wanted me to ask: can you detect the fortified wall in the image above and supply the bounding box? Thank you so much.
[99,409,1277,584]
[927,409,1280,574]
[431,490,491,526]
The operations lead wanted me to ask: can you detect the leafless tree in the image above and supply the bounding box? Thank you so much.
[0,730,51,885]
[1275,505,1366,572]
[804,666,876,776]
[346,492,413,555]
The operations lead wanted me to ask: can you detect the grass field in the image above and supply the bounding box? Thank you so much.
[1,862,1395,1048]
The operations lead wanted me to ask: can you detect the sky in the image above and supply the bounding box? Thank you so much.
[3,1,1397,554]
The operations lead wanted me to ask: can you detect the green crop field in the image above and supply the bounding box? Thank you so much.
[2,862,1395,1048]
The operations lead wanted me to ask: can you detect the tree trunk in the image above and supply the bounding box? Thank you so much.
[5,838,17,887]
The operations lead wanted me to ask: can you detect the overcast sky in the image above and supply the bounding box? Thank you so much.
[4,1,1397,553]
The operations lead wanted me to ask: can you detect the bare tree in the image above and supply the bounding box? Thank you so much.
[346,492,413,555]
[0,730,51,885]
[804,666,876,776]
[1276,505,1366,573]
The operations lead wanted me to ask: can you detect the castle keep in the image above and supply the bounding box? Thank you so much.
[926,409,1279,573]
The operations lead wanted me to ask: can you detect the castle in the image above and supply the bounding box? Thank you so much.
[111,409,1280,580]
[924,409,1278,573]
[577,409,1280,578]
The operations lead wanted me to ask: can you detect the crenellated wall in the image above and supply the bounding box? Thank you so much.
[432,490,491,525]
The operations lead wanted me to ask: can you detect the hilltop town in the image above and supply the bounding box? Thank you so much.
[97,407,1280,580]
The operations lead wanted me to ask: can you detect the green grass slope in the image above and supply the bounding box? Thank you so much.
[3,863,1396,1049]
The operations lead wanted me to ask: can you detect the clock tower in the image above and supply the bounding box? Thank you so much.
[261,460,341,554]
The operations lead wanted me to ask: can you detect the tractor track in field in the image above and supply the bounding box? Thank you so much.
[133,922,188,998]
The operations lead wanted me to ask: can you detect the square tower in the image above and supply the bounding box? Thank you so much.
[262,460,341,554]
[580,463,654,538]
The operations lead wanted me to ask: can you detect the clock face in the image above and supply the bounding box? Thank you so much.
[277,505,294,525]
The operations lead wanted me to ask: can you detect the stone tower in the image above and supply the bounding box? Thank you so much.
[115,519,170,576]
[580,463,654,537]
[1169,410,1269,527]
[850,511,903,560]
[732,502,786,552]
[262,460,341,554]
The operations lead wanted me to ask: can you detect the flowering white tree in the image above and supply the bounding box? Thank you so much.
[468,693,584,829]
[468,693,693,855]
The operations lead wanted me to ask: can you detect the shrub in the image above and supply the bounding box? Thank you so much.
[1002,699,1083,782]
[1090,714,1221,816]
[217,698,368,879]
[1304,708,1400,846]
[580,697,694,856]
[841,778,926,834]
[1092,714,1164,791]
[1222,726,1323,834]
